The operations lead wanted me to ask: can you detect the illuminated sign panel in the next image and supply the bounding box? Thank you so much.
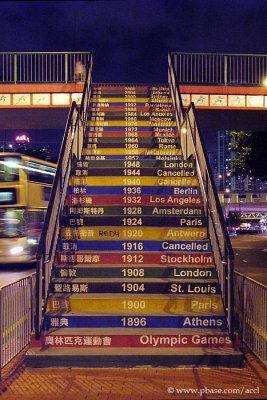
[15,134,30,143]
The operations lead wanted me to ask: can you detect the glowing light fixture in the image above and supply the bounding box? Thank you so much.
[10,246,24,255]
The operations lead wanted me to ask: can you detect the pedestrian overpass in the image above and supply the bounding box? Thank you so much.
[0,52,267,130]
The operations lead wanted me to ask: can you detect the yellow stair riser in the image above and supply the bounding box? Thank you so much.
[81,148,182,156]
[60,227,208,240]
[47,296,224,314]
[69,176,198,186]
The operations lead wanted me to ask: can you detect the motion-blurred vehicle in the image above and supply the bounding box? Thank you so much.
[0,153,56,263]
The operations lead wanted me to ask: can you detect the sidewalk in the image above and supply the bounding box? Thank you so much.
[0,348,266,400]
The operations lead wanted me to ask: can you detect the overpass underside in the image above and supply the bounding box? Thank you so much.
[1,107,267,131]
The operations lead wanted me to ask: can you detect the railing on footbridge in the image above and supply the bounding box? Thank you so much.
[171,52,267,86]
[0,51,91,83]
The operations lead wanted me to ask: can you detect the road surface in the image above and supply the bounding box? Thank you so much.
[231,233,267,285]
[0,264,36,287]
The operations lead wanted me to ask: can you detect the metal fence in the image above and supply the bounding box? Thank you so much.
[0,273,36,370]
[234,272,267,366]
[0,51,91,83]
[171,52,267,86]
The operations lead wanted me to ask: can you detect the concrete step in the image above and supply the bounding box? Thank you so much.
[25,346,243,368]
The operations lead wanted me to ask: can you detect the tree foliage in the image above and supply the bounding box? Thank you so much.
[230,131,267,180]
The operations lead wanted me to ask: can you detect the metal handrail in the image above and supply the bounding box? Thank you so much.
[0,51,91,83]
[234,271,267,366]
[171,51,267,86]
[168,52,235,338]
[35,53,93,340]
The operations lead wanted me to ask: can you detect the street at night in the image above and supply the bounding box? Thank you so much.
[0,264,35,288]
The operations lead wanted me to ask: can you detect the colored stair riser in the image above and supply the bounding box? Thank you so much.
[62,216,205,227]
[63,204,204,216]
[67,186,200,195]
[69,176,197,186]
[47,296,224,313]
[85,129,178,137]
[91,89,170,94]
[65,195,203,206]
[57,240,210,252]
[50,281,219,295]
[87,121,176,127]
[44,315,227,330]
[31,332,233,349]
[89,110,174,116]
[81,155,182,160]
[82,148,182,156]
[87,125,176,130]
[84,142,179,150]
[92,84,169,90]
[56,252,214,265]
[32,333,233,349]
[84,137,178,143]
[90,98,172,104]
[83,142,178,149]
[60,227,208,241]
[53,266,217,279]
[71,168,194,177]
[73,160,194,169]
[89,116,175,122]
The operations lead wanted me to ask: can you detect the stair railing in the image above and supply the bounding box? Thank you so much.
[168,52,234,338]
[35,53,93,340]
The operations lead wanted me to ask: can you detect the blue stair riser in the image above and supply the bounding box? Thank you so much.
[50,281,219,295]
[57,239,210,252]
[81,155,182,160]
[84,142,178,149]
[44,315,227,330]
[67,186,200,195]
[71,168,194,176]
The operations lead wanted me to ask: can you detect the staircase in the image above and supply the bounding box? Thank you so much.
[26,84,242,367]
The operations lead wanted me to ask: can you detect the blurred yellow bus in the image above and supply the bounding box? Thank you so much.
[0,153,56,264]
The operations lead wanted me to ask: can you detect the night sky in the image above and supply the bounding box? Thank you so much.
[1,0,267,154]
[1,0,267,83]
